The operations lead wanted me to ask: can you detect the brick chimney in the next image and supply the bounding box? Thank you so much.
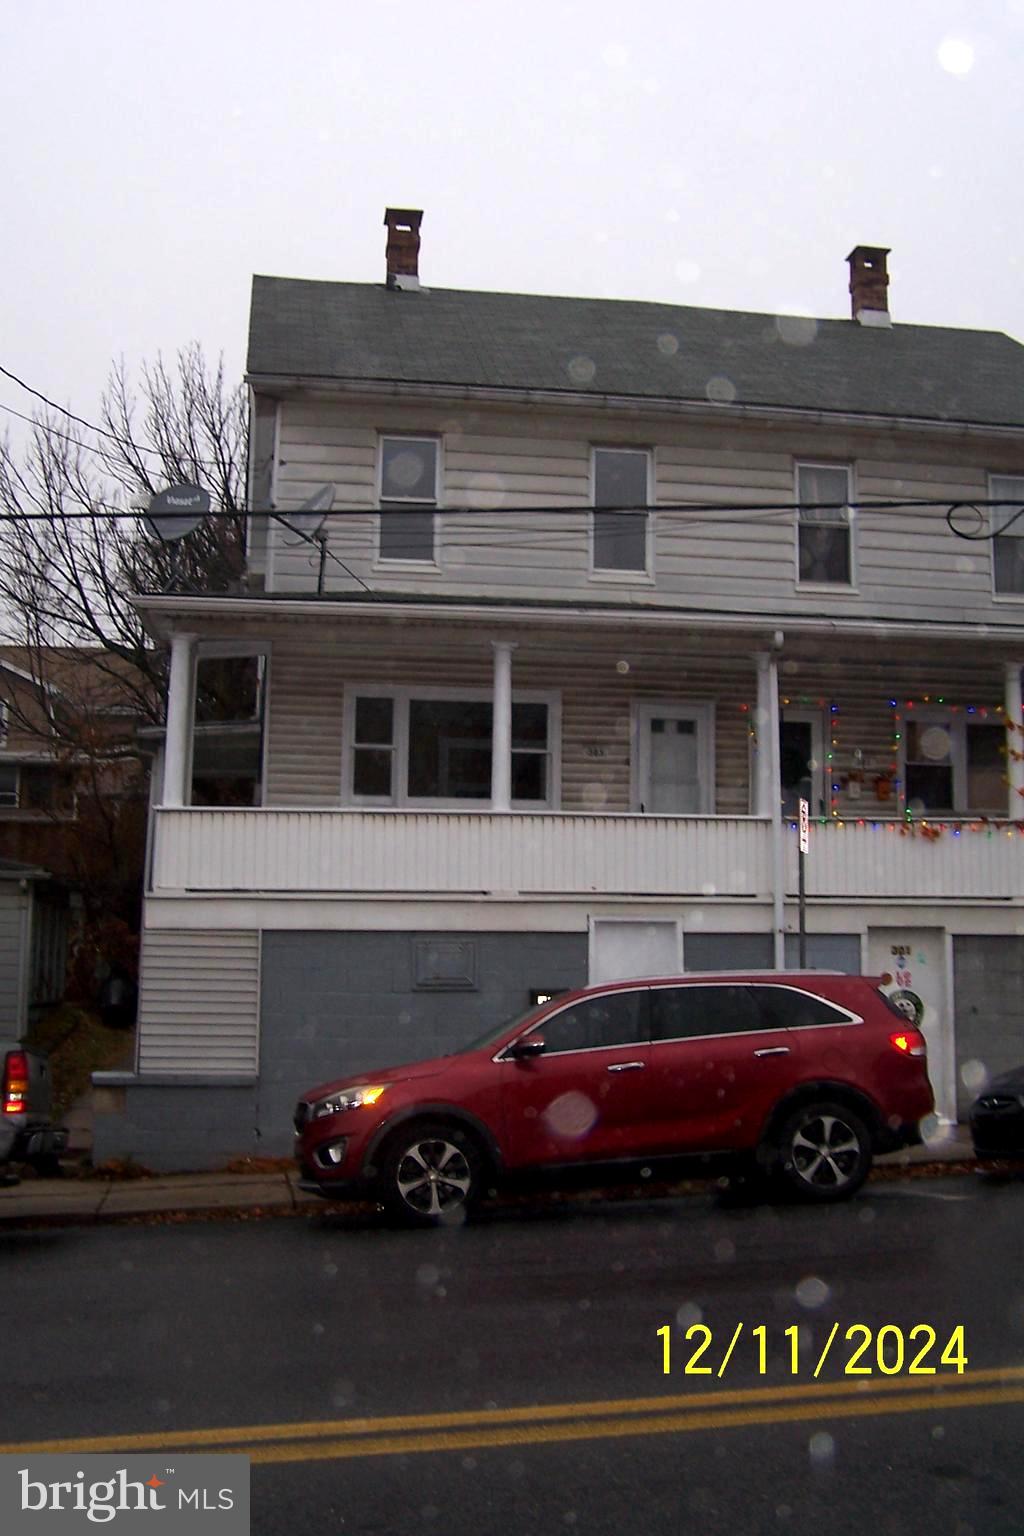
[385,208,423,291]
[846,245,892,326]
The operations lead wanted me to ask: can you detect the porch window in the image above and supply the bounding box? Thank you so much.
[379,436,438,563]
[903,716,1005,815]
[991,475,1024,596]
[346,690,555,808]
[797,463,853,585]
[592,448,651,575]
[190,650,266,808]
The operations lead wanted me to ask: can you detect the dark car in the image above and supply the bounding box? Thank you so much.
[294,972,935,1225]
[970,1067,1024,1157]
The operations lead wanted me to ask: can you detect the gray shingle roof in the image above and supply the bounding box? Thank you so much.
[247,277,1024,429]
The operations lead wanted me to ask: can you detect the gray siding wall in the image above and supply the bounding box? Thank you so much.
[136,929,260,1075]
[0,883,26,1035]
[953,936,1024,1116]
[257,929,589,1150]
[263,397,1024,625]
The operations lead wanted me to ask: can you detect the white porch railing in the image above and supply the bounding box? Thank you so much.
[788,822,1024,901]
[150,809,1024,902]
[151,809,771,898]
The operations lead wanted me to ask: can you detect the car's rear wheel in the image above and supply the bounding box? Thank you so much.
[379,1121,484,1226]
[770,1100,873,1202]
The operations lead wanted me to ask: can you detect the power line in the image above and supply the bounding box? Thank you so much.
[1,497,1020,524]
[0,363,232,474]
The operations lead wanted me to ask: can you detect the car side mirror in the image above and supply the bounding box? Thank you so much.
[506,1036,546,1060]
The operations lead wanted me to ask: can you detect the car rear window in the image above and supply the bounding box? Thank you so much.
[751,985,852,1030]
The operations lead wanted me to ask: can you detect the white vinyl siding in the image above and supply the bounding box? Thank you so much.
[264,398,1021,626]
[135,929,260,1076]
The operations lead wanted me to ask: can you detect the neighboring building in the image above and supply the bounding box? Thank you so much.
[0,858,71,1037]
[0,647,149,907]
[95,211,1024,1169]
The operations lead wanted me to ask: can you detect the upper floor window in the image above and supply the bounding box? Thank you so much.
[378,437,438,564]
[991,475,1024,596]
[592,448,651,576]
[797,463,853,585]
[0,699,8,749]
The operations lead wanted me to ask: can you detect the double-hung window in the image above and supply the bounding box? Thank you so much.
[991,475,1024,596]
[797,463,853,585]
[347,689,557,808]
[378,436,439,563]
[592,448,651,576]
[902,714,1005,816]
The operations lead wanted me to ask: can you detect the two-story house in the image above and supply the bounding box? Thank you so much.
[93,210,1024,1170]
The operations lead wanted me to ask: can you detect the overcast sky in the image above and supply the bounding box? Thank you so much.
[3,0,1023,450]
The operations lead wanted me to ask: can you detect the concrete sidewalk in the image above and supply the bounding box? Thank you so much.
[0,1124,982,1227]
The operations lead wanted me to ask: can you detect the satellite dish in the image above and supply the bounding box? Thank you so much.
[144,483,211,542]
[278,484,335,538]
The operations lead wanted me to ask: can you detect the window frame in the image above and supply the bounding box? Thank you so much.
[342,684,562,810]
[375,434,442,569]
[899,709,1006,817]
[989,473,1024,601]
[187,641,270,810]
[0,761,20,808]
[794,461,856,590]
[588,446,655,584]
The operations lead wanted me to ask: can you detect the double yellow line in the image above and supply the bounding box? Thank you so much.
[5,1367,1024,1465]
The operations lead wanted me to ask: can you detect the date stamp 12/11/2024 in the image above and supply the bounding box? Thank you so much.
[657,1323,968,1379]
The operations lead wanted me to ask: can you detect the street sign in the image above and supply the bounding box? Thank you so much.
[798,797,809,855]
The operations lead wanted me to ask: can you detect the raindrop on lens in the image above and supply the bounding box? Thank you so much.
[808,1431,835,1464]
[795,1276,830,1310]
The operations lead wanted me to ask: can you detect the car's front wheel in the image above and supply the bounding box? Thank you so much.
[769,1101,873,1202]
[379,1122,484,1226]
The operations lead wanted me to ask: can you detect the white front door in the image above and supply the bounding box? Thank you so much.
[635,703,712,814]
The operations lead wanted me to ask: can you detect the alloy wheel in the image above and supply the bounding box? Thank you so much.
[395,1136,474,1218]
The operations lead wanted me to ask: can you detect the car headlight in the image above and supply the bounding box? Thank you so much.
[312,1085,387,1120]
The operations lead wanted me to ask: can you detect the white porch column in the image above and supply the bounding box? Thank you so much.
[1006,662,1024,819]
[491,640,517,811]
[754,653,775,817]
[162,632,196,808]
[756,648,786,969]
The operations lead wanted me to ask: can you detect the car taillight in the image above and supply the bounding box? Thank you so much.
[889,1030,927,1058]
[3,1050,29,1115]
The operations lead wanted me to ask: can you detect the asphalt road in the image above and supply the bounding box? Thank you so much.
[2,1172,1023,1535]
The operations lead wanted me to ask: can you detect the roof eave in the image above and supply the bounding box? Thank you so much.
[242,372,1024,438]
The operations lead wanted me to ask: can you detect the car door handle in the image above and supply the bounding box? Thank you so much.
[753,1046,790,1057]
[607,1061,645,1072]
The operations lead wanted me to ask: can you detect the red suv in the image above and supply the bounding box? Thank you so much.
[294,973,934,1224]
